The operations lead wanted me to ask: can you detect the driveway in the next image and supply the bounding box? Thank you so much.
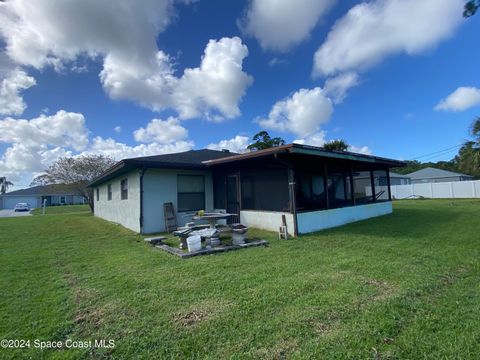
[0,209,33,218]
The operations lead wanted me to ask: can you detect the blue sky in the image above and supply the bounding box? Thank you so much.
[0,0,479,188]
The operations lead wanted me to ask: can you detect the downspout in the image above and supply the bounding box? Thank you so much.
[139,167,147,234]
[274,153,298,237]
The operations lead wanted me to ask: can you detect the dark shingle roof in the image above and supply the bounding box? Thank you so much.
[89,149,236,187]
[3,184,81,196]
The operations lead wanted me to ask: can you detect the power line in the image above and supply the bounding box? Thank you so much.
[412,143,464,161]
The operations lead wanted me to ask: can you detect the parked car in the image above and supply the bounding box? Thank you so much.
[14,203,30,212]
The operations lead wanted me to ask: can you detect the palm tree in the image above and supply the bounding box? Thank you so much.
[0,177,14,194]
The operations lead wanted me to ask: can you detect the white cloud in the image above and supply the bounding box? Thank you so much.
[114,126,122,133]
[0,111,89,184]
[0,110,89,151]
[239,0,335,52]
[83,136,194,160]
[133,117,188,144]
[349,145,372,155]
[435,86,480,112]
[258,87,333,137]
[324,72,359,104]
[0,1,252,120]
[293,131,327,147]
[0,109,195,185]
[207,135,250,153]
[313,0,464,77]
[0,53,36,115]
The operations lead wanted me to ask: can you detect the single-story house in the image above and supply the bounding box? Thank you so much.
[389,172,411,185]
[407,167,474,184]
[89,144,404,236]
[0,184,86,209]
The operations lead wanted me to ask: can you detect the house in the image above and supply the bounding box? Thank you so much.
[89,144,404,236]
[407,167,474,184]
[389,172,411,185]
[0,185,86,209]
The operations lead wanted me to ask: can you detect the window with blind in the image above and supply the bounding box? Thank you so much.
[120,178,128,200]
[177,175,205,212]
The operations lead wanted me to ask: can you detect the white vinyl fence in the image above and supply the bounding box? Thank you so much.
[390,180,480,199]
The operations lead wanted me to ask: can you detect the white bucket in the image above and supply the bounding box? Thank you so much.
[186,235,201,252]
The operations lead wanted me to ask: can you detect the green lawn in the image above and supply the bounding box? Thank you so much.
[31,204,90,216]
[1,200,479,359]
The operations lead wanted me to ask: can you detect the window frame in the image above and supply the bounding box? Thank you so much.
[107,184,112,201]
[120,178,128,200]
[96,188,99,201]
[177,174,205,212]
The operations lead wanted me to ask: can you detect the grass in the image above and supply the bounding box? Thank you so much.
[31,204,90,216]
[0,199,479,359]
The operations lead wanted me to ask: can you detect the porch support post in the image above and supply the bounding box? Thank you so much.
[323,163,329,209]
[287,167,298,237]
[370,169,376,203]
[386,167,392,201]
[350,166,355,206]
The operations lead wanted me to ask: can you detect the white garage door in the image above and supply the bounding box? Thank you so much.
[3,197,39,209]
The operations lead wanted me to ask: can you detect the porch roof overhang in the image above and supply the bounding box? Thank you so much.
[203,143,406,168]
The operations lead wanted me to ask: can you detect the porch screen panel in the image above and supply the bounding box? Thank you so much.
[240,169,289,211]
[327,168,351,209]
[213,174,226,209]
[373,170,389,201]
[177,175,205,212]
[352,169,374,204]
[296,173,326,210]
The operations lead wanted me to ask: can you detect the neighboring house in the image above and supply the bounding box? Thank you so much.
[89,144,404,236]
[407,167,474,184]
[0,185,86,209]
[389,172,411,185]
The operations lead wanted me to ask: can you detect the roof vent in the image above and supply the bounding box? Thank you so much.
[221,149,230,153]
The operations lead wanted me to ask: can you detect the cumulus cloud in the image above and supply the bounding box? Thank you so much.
[258,87,333,138]
[0,54,36,115]
[349,145,372,155]
[324,72,359,104]
[83,136,194,160]
[0,110,89,151]
[207,135,250,153]
[114,126,122,133]
[0,111,89,184]
[239,0,335,52]
[313,0,464,77]
[133,117,188,144]
[0,1,252,120]
[435,86,480,112]
[0,109,195,186]
[293,131,327,147]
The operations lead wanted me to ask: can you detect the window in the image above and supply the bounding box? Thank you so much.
[240,169,289,211]
[60,195,66,205]
[96,188,99,201]
[121,178,128,200]
[177,175,205,212]
[107,184,112,201]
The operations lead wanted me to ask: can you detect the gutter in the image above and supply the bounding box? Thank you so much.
[139,167,147,234]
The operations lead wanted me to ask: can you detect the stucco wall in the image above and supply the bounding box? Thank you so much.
[240,210,295,236]
[142,168,214,234]
[94,170,140,232]
[297,202,392,234]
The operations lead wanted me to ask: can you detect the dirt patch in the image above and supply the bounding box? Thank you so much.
[173,299,231,328]
[362,277,396,301]
[253,338,298,360]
